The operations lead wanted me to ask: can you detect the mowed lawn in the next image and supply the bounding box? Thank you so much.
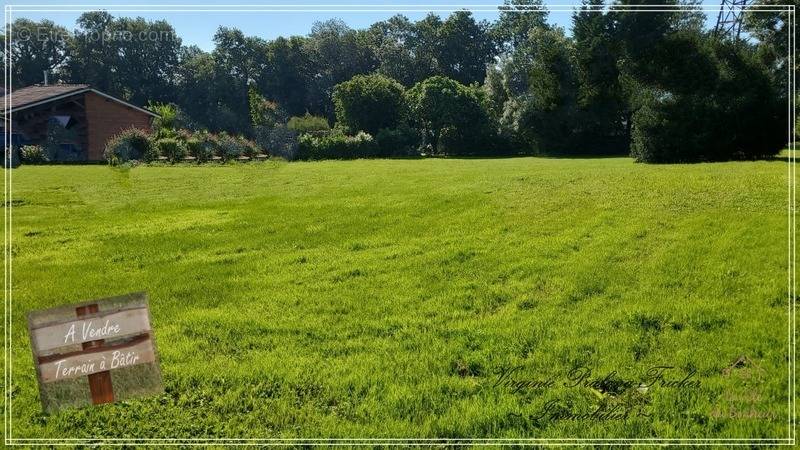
[6,156,794,440]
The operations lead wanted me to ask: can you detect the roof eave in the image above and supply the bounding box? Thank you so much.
[2,87,160,118]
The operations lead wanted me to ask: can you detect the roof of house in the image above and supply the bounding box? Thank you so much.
[1,84,158,117]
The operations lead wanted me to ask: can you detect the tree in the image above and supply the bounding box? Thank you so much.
[68,12,181,104]
[67,12,117,93]
[113,17,182,105]
[611,0,704,87]
[609,0,708,147]
[745,0,798,95]
[213,27,268,84]
[408,14,444,83]
[305,19,378,119]
[491,27,580,153]
[746,0,797,57]
[5,19,72,87]
[4,7,789,162]
[174,46,217,129]
[260,36,313,116]
[174,29,260,134]
[368,12,496,86]
[332,74,406,135]
[207,27,267,133]
[631,36,786,162]
[572,0,627,152]
[147,102,179,137]
[405,76,493,155]
[483,64,509,123]
[367,15,423,86]
[492,0,550,52]
[436,11,497,85]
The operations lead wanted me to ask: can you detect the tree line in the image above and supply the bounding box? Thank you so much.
[2,0,795,162]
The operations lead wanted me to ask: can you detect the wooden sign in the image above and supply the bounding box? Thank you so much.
[27,292,163,412]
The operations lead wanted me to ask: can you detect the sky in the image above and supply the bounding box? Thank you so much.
[5,1,724,51]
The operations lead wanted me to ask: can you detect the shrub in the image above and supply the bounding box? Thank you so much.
[104,128,156,164]
[298,134,317,159]
[298,131,379,160]
[185,136,212,163]
[192,133,220,161]
[375,126,421,157]
[350,132,379,158]
[156,138,188,163]
[104,139,133,165]
[142,145,159,162]
[165,130,263,163]
[239,136,262,158]
[216,133,248,161]
[20,145,47,163]
[257,125,299,160]
[333,74,406,135]
[287,113,330,134]
[104,125,264,164]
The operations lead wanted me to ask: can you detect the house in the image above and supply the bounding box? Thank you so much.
[1,84,158,162]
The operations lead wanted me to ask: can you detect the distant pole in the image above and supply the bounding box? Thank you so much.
[715,0,750,40]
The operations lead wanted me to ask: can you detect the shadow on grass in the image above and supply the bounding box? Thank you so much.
[416,151,794,164]
[768,154,794,163]
[410,152,629,161]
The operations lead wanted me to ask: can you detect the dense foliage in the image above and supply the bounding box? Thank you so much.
[333,74,406,135]
[406,76,496,155]
[630,37,786,162]
[4,0,791,162]
[375,125,421,157]
[286,114,331,134]
[298,131,380,160]
[156,138,188,163]
[102,127,263,165]
[249,86,286,129]
[20,145,48,164]
[572,0,628,153]
[489,27,581,154]
[257,125,300,160]
[103,127,156,164]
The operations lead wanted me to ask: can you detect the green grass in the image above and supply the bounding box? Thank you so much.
[5,156,794,441]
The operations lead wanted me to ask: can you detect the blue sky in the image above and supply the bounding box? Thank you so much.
[6,1,721,51]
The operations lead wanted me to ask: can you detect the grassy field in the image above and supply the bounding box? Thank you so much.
[5,156,794,441]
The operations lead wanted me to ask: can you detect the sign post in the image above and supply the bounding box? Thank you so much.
[75,303,115,404]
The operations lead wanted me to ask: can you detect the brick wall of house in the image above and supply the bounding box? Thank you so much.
[85,91,153,161]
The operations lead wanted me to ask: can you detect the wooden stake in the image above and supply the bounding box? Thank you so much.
[76,304,115,404]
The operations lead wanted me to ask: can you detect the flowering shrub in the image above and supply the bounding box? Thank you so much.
[19,145,50,164]
[20,145,48,164]
[298,131,379,160]
[104,128,156,164]
[156,138,188,163]
[215,133,245,161]
[103,126,263,165]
